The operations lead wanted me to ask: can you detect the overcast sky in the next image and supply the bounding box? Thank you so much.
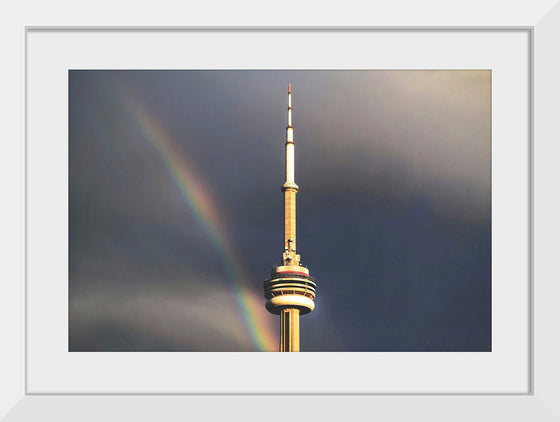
[69,70,491,352]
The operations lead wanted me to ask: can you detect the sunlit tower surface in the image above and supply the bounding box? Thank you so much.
[264,84,317,352]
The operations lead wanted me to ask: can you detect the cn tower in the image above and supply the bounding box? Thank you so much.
[264,84,317,352]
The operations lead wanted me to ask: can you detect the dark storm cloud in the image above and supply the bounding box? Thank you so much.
[295,71,491,222]
[69,70,491,351]
[69,273,254,351]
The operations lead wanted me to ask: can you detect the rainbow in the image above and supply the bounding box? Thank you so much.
[118,96,276,351]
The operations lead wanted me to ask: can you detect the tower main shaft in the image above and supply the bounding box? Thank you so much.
[264,84,316,352]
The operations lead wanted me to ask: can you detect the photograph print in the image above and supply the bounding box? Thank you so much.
[69,70,491,352]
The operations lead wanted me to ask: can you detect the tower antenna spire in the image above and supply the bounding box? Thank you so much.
[263,84,317,352]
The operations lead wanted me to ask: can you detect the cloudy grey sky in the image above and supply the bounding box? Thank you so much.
[69,70,491,351]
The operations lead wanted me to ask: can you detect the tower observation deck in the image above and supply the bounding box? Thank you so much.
[264,84,316,352]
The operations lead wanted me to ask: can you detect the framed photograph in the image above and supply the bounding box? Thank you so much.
[3,1,559,419]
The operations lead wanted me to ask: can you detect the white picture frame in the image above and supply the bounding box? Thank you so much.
[3,0,559,419]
